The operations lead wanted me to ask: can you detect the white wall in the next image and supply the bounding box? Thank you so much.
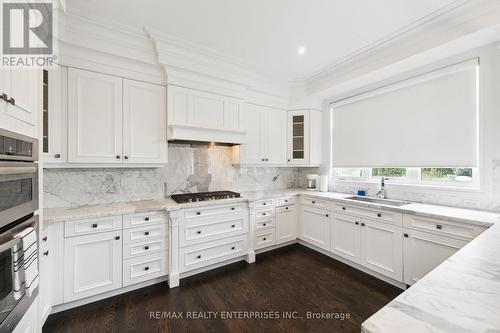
[321,43,500,212]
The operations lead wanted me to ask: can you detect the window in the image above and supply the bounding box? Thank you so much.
[333,167,478,188]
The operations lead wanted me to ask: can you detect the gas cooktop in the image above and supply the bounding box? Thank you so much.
[170,191,241,203]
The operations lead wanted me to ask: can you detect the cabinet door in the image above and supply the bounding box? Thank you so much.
[123,79,167,164]
[266,108,287,165]
[240,104,265,164]
[12,300,36,333]
[7,68,39,126]
[43,65,68,164]
[64,230,122,303]
[299,206,330,250]
[360,219,403,281]
[330,213,360,264]
[287,110,310,165]
[276,205,298,244]
[67,68,123,163]
[403,229,466,285]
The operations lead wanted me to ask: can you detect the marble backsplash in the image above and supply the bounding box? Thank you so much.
[43,144,317,208]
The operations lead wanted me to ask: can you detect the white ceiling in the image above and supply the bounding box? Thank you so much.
[69,0,458,81]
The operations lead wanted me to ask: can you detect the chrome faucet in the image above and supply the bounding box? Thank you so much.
[376,177,387,199]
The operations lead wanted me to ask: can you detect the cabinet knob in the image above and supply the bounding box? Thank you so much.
[312,201,316,204]
[231,207,235,210]
[355,221,359,225]
[436,224,443,230]
[124,156,129,160]
[261,158,265,162]
[361,223,365,227]
[197,230,201,234]
[144,266,150,271]
[144,217,150,221]
[263,223,266,226]
[92,223,98,228]
[404,233,409,238]
[263,203,266,206]
[43,251,49,256]
[231,225,236,228]
[231,246,235,250]
[7,97,15,105]
[144,246,150,250]
[377,213,382,217]
[263,238,267,241]
[285,207,289,210]
[0,93,8,102]
[196,212,201,215]
[116,155,121,159]
[42,236,48,242]
[325,214,329,217]
[54,153,61,159]
[265,158,269,162]
[115,236,120,240]
[262,213,266,216]
[197,255,202,259]
[144,231,150,236]
[288,159,291,162]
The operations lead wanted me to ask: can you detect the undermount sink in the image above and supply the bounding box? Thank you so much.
[345,196,410,207]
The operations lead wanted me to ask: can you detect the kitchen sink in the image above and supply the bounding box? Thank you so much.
[345,196,410,207]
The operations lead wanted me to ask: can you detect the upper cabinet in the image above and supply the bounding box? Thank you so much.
[45,67,167,166]
[167,85,245,144]
[0,67,39,138]
[238,103,287,166]
[287,109,322,166]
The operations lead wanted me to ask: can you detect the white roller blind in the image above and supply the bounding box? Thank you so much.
[331,59,478,168]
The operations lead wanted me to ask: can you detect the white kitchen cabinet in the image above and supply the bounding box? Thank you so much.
[330,212,360,263]
[360,218,403,281]
[12,298,37,333]
[275,205,298,244]
[167,85,245,143]
[299,206,330,250]
[68,68,123,164]
[403,229,467,285]
[64,230,123,302]
[287,109,322,166]
[43,65,68,164]
[123,79,167,164]
[238,103,287,165]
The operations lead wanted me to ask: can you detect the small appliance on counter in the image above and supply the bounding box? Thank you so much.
[306,174,319,191]
[319,175,329,192]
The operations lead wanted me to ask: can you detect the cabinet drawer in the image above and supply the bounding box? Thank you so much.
[276,196,295,207]
[123,224,166,244]
[179,214,248,247]
[64,215,122,237]
[179,235,247,273]
[332,204,402,226]
[254,199,273,208]
[300,196,330,210]
[123,211,167,229]
[123,237,168,259]
[255,208,274,220]
[403,214,486,240]
[256,218,274,231]
[184,204,245,219]
[123,251,168,287]
[255,229,276,250]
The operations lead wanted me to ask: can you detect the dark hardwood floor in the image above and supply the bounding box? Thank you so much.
[43,245,402,333]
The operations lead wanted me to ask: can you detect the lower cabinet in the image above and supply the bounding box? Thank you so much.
[403,229,467,285]
[123,251,168,287]
[299,206,330,251]
[275,205,298,244]
[330,213,360,263]
[12,298,37,333]
[63,230,123,303]
[360,219,403,281]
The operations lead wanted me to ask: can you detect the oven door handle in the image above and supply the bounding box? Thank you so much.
[0,237,22,253]
[0,166,37,175]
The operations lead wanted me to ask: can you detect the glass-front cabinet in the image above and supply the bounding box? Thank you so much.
[287,109,322,166]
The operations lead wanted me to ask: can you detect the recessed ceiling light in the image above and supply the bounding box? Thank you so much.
[298,46,306,55]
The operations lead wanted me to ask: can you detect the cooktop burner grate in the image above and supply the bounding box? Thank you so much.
[171,191,241,203]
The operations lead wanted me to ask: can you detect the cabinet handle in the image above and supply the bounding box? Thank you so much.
[377,213,382,217]
[262,213,266,216]
[7,97,15,105]
[342,207,346,211]
[231,207,235,210]
[231,225,236,228]
[116,155,121,159]
[285,207,289,210]
[231,246,236,250]
[196,212,201,215]
[263,203,266,206]
[325,214,329,217]
[124,156,129,160]
[144,266,150,271]
[115,236,120,240]
[404,233,409,238]
[144,246,150,250]
[144,231,150,236]
[43,251,49,256]
[261,158,265,162]
[263,223,266,226]
[361,223,365,227]
[144,217,150,221]
[436,224,443,230]
[92,223,98,228]
[0,93,8,102]
[285,200,288,202]
[263,238,267,241]
[355,221,359,225]
[288,159,291,162]
[42,236,48,242]
[197,230,201,234]
[197,255,202,259]
[54,153,61,159]
[265,158,269,162]
[312,201,316,204]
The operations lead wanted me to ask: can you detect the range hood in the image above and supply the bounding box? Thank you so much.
[167,124,246,145]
